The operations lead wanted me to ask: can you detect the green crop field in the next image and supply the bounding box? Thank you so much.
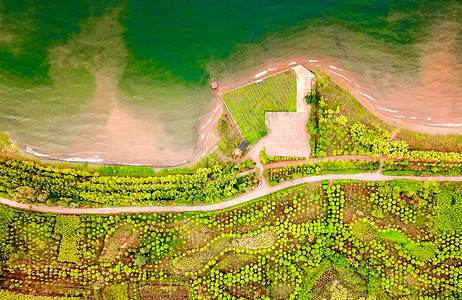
[222,70,297,144]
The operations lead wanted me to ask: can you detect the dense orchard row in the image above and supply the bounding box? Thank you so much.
[0,179,461,299]
[264,159,379,186]
[382,159,462,176]
[259,147,306,166]
[0,154,257,207]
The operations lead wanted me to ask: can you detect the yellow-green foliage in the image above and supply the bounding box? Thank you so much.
[350,219,378,243]
[0,132,10,148]
[2,181,462,299]
[103,282,129,300]
[101,224,138,263]
[312,72,462,160]
[173,251,214,274]
[55,215,82,263]
[0,290,77,299]
[0,155,257,207]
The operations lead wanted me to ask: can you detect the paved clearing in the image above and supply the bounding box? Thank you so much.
[264,65,314,157]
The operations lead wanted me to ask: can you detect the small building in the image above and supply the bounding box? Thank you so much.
[211,81,219,90]
[233,140,250,156]
[238,140,250,152]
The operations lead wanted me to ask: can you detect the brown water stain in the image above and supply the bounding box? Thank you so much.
[72,71,196,165]
[386,19,462,121]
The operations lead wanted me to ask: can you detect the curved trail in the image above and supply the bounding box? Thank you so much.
[1,173,461,215]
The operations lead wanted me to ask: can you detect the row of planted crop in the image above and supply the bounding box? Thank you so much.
[264,159,379,186]
[0,156,258,207]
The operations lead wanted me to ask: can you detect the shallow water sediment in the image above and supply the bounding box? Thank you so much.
[0,0,460,164]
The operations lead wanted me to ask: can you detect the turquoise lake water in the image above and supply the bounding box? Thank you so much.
[0,0,460,163]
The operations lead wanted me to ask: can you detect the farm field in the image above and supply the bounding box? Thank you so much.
[1,180,461,299]
[221,70,297,144]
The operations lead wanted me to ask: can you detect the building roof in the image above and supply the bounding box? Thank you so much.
[238,140,250,152]
[211,81,218,89]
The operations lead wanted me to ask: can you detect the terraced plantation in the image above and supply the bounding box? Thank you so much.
[2,180,462,299]
[221,70,297,144]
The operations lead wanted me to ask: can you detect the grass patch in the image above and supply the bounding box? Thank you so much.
[350,219,378,243]
[379,229,436,261]
[101,224,138,263]
[259,146,306,165]
[231,229,277,250]
[173,251,214,274]
[434,190,462,232]
[0,132,10,148]
[222,70,297,144]
[209,236,233,252]
[0,290,78,299]
[299,259,332,298]
[103,282,129,300]
[138,282,189,300]
[97,165,156,176]
[396,129,462,153]
[215,253,257,271]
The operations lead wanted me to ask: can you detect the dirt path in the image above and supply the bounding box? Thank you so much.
[245,136,270,190]
[1,173,461,215]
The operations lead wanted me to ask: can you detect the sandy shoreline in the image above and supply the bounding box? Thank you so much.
[22,91,223,168]
[218,56,462,135]
[20,53,462,166]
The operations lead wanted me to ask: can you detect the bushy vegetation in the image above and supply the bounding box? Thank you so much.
[97,166,156,177]
[103,283,129,300]
[264,159,379,186]
[308,71,462,161]
[222,70,297,144]
[259,147,306,165]
[1,180,462,299]
[55,216,82,263]
[0,290,77,299]
[0,154,258,207]
[217,113,242,157]
[382,159,462,176]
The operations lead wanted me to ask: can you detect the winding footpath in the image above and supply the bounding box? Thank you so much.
[1,172,461,215]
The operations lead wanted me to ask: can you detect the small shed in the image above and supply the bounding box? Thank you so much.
[211,81,219,90]
[238,140,250,152]
[233,140,250,156]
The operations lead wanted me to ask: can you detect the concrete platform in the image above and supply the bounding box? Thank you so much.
[265,111,311,157]
[263,65,315,158]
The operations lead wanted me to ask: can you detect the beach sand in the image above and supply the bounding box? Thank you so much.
[46,71,215,165]
[218,48,462,136]
[27,38,462,165]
